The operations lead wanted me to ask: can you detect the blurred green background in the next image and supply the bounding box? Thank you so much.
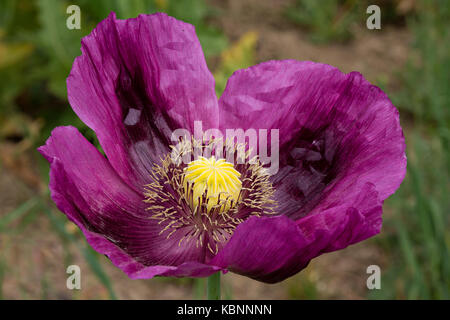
[0,0,448,299]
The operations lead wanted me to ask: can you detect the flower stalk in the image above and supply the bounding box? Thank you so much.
[207,272,221,300]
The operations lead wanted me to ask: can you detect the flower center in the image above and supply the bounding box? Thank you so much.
[143,138,277,255]
[183,156,242,213]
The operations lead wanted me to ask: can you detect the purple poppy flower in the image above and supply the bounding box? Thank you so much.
[38,12,406,283]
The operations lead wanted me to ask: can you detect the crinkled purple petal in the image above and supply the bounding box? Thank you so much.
[213,60,405,282]
[210,183,382,283]
[219,59,406,219]
[210,215,315,283]
[81,229,221,279]
[67,12,218,192]
[38,126,220,278]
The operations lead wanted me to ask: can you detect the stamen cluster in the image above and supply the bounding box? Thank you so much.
[144,138,277,255]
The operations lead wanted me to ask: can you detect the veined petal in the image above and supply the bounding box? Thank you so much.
[210,215,314,283]
[38,126,216,278]
[67,12,218,192]
[210,183,381,283]
[77,229,221,279]
[219,60,314,144]
[219,60,406,220]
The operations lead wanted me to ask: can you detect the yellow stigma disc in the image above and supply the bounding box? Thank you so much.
[183,156,242,213]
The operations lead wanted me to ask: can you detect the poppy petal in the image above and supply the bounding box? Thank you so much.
[67,12,218,192]
[39,126,216,278]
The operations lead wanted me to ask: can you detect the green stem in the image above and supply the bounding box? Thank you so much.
[207,272,221,300]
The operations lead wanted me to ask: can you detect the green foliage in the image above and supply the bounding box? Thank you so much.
[286,274,318,299]
[286,0,361,43]
[40,198,118,300]
[286,0,408,44]
[393,0,450,155]
[163,0,228,57]
[0,197,39,232]
[369,0,450,299]
[35,0,85,99]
